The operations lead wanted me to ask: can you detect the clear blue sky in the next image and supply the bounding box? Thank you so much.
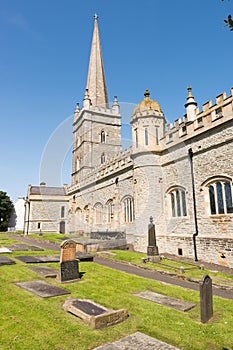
[0,0,232,202]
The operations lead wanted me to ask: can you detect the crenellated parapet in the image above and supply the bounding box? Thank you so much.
[163,87,233,146]
[68,147,132,195]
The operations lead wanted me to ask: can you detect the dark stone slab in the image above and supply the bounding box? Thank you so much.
[15,256,42,263]
[200,274,213,323]
[7,244,44,251]
[72,299,106,316]
[28,266,58,278]
[63,298,128,329]
[57,260,79,283]
[134,291,196,312]
[15,255,60,263]
[0,256,16,266]
[76,252,94,262]
[15,280,70,298]
[93,332,181,350]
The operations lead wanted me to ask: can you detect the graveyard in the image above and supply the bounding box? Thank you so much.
[1,232,233,350]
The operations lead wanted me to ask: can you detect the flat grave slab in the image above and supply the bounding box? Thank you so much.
[0,256,16,266]
[29,266,58,278]
[15,255,60,263]
[7,244,44,251]
[63,298,128,329]
[93,331,181,350]
[0,247,12,254]
[134,291,196,312]
[15,280,70,298]
[76,252,94,262]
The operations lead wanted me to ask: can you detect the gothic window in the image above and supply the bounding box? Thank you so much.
[101,130,106,143]
[123,196,134,223]
[208,180,233,215]
[107,199,114,223]
[61,206,65,218]
[169,188,187,217]
[94,202,103,225]
[101,153,106,164]
[145,128,149,146]
[84,205,90,224]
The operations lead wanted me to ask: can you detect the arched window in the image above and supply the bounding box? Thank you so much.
[100,130,106,143]
[208,180,233,215]
[169,187,187,217]
[94,202,103,225]
[145,128,149,146]
[101,153,106,164]
[123,196,134,223]
[106,199,114,223]
[84,205,90,224]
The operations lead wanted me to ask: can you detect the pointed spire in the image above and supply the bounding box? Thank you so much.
[185,86,197,122]
[85,14,109,109]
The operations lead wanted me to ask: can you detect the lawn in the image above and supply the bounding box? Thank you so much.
[1,234,233,350]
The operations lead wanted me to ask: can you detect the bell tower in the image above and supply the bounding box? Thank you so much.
[72,15,122,185]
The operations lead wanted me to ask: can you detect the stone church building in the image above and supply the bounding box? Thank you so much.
[24,16,233,268]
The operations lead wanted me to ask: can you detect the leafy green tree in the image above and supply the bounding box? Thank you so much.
[0,191,13,231]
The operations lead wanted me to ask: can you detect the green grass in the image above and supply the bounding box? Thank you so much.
[1,235,233,349]
[99,250,233,285]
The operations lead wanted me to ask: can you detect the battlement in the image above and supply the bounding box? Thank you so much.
[68,147,132,194]
[164,88,233,145]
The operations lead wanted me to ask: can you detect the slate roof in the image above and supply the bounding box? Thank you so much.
[29,186,67,196]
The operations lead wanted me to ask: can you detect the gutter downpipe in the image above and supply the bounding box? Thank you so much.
[188,148,198,261]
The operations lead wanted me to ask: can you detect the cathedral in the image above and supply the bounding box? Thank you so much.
[24,16,233,268]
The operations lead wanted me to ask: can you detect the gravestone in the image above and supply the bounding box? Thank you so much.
[134,291,196,312]
[0,256,16,266]
[63,298,128,329]
[93,331,181,350]
[15,255,60,263]
[15,280,70,298]
[57,240,79,283]
[29,266,58,278]
[147,216,159,262]
[200,274,213,323]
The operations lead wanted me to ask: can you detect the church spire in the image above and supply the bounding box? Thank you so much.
[85,14,109,108]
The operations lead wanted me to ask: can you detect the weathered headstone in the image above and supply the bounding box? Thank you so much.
[200,274,213,323]
[15,280,70,298]
[57,240,79,283]
[147,216,159,262]
[63,298,128,329]
[134,291,196,312]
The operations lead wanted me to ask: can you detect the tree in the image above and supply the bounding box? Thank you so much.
[224,14,233,30]
[0,191,13,231]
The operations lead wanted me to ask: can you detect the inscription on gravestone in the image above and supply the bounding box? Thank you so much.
[200,274,213,323]
[57,240,79,283]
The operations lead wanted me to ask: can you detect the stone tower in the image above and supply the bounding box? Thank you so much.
[131,90,165,249]
[72,15,122,185]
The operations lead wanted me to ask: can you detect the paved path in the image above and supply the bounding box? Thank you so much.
[7,234,233,300]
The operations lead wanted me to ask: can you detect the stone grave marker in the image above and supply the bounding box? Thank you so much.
[134,290,196,312]
[29,266,58,278]
[15,280,70,298]
[15,255,60,263]
[200,274,213,323]
[0,256,16,266]
[93,331,181,350]
[6,244,43,251]
[147,216,160,262]
[0,247,12,254]
[63,298,128,329]
[57,240,79,283]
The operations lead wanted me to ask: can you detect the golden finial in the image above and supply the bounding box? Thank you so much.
[144,89,150,98]
[187,86,194,98]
